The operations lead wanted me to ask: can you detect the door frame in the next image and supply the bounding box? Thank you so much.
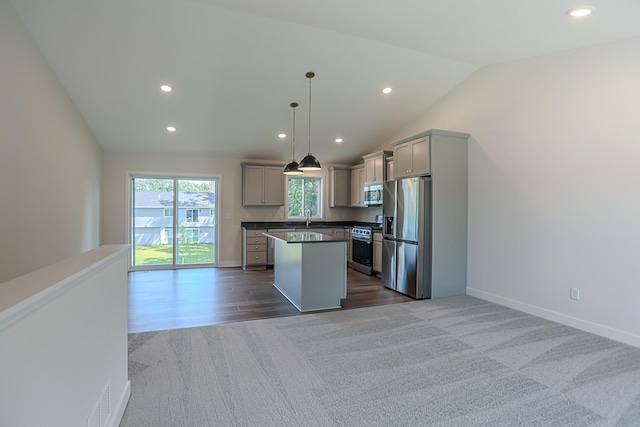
[126,171,221,271]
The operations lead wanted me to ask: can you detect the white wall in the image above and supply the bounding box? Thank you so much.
[103,151,242,266]
[388,37,640,346]
[0,0,103,283]
[0,245,130,427]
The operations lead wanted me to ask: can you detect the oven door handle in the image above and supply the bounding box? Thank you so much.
[352,236,372,243]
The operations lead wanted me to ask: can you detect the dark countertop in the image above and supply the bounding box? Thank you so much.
[262,231,348,243]
[242,221,381,230]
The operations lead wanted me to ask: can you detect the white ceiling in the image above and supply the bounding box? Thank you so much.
[11,0,640,165]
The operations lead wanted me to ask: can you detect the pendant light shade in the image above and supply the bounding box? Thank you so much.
[299,153,321,170]
[298,71,321,171]
[283,161,302,175]
[283,102,303,175]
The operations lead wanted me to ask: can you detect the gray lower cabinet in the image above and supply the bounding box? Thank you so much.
[330,228,345,239]
[242,228,267,270]
[243,226,352,270]
[373,232,382,273]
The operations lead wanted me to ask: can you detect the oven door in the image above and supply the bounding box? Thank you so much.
[351,236,373,275]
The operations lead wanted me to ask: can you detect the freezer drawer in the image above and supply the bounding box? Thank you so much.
[396,241,419,298]
[382,238,395,290]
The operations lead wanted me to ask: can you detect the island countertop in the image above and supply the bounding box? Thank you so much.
[262,231,348,243]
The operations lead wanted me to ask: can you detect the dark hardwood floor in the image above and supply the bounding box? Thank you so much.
[128,267,413,333]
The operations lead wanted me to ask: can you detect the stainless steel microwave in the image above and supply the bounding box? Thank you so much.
[364,183,383,206]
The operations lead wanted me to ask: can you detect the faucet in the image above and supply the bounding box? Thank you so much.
[306,209,311,228]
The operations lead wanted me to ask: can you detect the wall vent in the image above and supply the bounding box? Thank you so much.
[99,382,111,427]
[87,403,99,427]
[87,381,111,427]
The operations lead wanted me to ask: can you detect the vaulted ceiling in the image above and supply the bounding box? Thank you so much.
[11,0,640,165]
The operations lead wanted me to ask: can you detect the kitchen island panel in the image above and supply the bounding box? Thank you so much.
[268,234,347,312]
[272,241,303,309]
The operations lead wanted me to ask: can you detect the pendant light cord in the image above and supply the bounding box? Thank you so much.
[306,71,314,155]
[291,102,297,160]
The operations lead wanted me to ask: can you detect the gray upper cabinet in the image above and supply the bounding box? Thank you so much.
[362,151,392,184]
[329,166,350,207]
[386,157,394,181]
[393,137,430,179]
[350,165,365,207]
[242,164,285,206]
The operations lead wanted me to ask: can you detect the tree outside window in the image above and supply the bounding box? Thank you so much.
[287,177,321,218]
[185,229,199,244]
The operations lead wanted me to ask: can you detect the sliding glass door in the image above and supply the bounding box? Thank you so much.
[175,179,215,265]
[131,177,217,269]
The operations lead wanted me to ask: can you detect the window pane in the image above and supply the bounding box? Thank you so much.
[287,178,303,217]
[132,178,174,266]
[287,177,321,218]
[304,179,320,216]
[177,179,216,265]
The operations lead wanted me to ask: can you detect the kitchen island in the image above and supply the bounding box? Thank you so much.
[263,231,348,312]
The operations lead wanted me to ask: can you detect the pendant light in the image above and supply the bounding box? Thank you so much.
[299,71,321,170]
[283,102,303,175]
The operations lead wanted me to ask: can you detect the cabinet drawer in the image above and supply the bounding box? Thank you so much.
[246,244,267,252]
[246,252,267,265]
[246,229,266,237]
[245,236,267,245]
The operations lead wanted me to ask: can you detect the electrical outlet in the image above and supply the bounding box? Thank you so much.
[570,287,580,300]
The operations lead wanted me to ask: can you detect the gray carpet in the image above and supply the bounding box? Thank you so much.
[121,296,640,426]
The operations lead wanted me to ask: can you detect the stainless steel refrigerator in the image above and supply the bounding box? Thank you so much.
[382,177,432,299]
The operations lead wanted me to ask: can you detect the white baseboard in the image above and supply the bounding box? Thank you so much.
[108,380,131,427]
[467,287,640,349]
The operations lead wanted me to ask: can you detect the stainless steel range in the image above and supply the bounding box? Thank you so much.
[350,226,374,275]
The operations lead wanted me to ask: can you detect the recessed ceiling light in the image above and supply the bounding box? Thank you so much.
[166,126,177,132]
[160,84,173,92]
[335,138,343,143]
[382,87,393,94]
[567,6,595,17]
[278,133,287,139]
